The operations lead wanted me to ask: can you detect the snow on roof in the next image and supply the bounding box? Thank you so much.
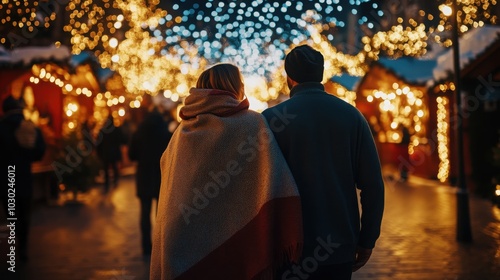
[330,74,362,91]
[433,25,500,81]
[420,40,447,60]
[0,44,70,65]
[377,57,437,85]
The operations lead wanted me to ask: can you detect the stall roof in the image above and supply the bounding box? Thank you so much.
[377,57,437,85]
[330,74,362,91]
[0,44,70,66]
[433,25,500,81]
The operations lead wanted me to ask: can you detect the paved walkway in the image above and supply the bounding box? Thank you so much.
[353,175,500,280]
[1,172,499,279]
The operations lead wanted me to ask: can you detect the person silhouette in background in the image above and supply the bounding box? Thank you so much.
[128,105,172,256]
[398,125,411,182]
[0,95,46,261]
[96,115,125,193]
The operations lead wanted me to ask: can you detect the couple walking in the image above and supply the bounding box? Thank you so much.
[150,45,385,280]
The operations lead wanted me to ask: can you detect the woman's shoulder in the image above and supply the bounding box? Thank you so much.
[231,110,269,129]
[239,109,266,122]
[241,109,263,117]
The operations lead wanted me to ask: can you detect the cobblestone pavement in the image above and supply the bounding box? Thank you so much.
[353,175,500,280]
[1,173,500,280]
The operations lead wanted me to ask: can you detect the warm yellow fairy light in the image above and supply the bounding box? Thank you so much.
[436,97,450,182]
[109,38,119,48]
[362,24,428,59]
[0,0,57,45]
[431,0,498,45]
[334,87,357,106]
[366,83,427,145]
[31,65,97,98]
[439,4,453,17]
[118,108,125,117]
[58,0,497,107]
[62,96,82,135]
[171,93,179,102]
[268,18,432,98]
[244,76,273,105]
[65,0,203,98]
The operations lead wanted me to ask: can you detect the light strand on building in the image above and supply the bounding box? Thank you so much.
[437,96,450,182]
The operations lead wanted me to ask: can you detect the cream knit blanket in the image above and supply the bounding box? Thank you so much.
[150,88,302,280]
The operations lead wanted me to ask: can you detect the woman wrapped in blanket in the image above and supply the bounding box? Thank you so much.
[150,63,302,280]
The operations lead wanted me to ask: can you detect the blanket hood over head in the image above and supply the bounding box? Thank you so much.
[150,88,303,280]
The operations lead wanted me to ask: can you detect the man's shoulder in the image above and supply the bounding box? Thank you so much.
[264,92,356,110]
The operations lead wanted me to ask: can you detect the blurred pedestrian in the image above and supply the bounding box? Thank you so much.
[262,45,385,280]
[96,115,125,193]
[0,95,46,261]
[150,63,302,280]
[398,125,411,182]
[128,106,172,256]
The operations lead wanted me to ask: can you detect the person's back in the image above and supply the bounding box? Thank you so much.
[129,108,172,256]
[0,95,45,261]
[97,116,124,162]
[129,108,171,198]
[150,64,302,280]
[263,45,384,279]
[264,83,383,259]
[0,96,45,198]
[97,115,124,192]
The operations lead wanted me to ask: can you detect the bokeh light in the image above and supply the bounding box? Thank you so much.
[157,0,384,79]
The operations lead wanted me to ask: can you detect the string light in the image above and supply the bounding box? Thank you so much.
[362,23,428,59]
[325,81,357,105]
[0,0,57,46]
[365,83,428,147]
[436,96,450,182]
[421,0,497,46]
[63,97,79,134]
[64,0,122,56]
[61,0,498,104]
[156,0,383,80]
[65,0,205,98]
[4,1,496,181]
[30,64,94,97]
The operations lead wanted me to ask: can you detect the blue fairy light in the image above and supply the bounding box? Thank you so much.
[155,0,383,79]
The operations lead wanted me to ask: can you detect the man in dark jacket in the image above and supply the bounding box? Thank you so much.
[128,107,172,256]
[0,95,46,261]
[263,45,384,280]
